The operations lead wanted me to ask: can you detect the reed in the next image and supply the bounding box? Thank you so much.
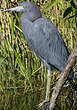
[0,0,77,110]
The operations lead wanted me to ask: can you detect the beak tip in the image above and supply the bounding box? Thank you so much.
[2,11,5,13]
[2,6,24,13]
[2,10,8,13]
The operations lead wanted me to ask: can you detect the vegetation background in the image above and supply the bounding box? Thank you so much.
[0,0,77,110]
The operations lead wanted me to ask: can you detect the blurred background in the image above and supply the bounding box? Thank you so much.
[0,0,77,110]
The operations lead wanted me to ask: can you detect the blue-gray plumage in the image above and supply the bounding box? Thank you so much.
[25,18,69,71]
[3,1,73,105]
[18,2,68,72]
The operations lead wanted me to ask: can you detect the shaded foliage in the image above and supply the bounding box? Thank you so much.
[63,0,77,20]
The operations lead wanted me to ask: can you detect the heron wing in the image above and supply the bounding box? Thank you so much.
[28,18,69,71]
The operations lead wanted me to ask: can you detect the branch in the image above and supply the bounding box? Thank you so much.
[50,42,77,110]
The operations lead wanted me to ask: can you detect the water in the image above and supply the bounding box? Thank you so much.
[0,88,44,110]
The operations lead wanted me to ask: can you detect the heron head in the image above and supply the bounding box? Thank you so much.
[3,2,42,21]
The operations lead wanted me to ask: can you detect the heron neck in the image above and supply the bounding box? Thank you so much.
[21,14,32,39]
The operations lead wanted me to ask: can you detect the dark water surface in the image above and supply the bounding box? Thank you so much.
[0,89,43,110]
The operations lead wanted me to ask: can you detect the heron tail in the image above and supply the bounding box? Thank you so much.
[67,69,74,81]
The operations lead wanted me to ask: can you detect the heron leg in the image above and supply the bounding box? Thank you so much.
[38,69,51,108]
[46,69,51,100]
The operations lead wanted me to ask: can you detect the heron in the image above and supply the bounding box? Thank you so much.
[3,1,74,106]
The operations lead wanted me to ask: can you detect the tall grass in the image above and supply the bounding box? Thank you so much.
[0,0,77,110]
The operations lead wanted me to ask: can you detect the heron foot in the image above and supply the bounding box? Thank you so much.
[37,99,49,108]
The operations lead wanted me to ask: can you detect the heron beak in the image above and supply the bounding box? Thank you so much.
[3,6,24,12]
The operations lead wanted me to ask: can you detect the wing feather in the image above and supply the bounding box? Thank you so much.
[28,18,69,71]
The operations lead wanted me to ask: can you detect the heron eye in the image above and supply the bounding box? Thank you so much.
[23,6,26,8]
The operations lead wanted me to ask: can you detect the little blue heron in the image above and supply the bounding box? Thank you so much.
[3,1,74,105]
